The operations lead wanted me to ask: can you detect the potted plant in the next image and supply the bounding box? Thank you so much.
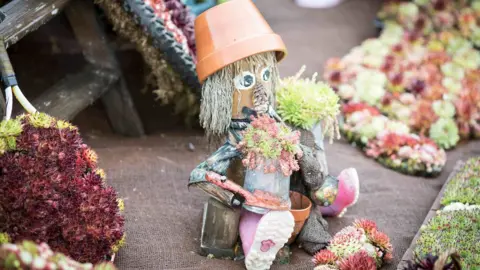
[236,114,303,213]
[277,66,341,176]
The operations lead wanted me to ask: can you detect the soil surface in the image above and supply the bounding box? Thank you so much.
[7,0,480,269]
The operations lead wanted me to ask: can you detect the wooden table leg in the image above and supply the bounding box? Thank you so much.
[65,0,144,137]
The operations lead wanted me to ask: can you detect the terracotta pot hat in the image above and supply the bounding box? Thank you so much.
[194,0,287,83]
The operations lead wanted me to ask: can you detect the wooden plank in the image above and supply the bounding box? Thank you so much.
[0,0,71,48]
[20,66,118,120]
[397,160,466,269]
[65,0,144,137]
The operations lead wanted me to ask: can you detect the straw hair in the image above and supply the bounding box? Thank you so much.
[200,52,280,141]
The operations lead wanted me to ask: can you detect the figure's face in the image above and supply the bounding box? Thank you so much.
[231,63,274,118]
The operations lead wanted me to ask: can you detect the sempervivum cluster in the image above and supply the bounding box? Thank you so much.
[341,103,410,147]
[0,241,117,270]
[324,15,480,152]
[441,157,480,206]
[365,131,446,176]
[238,115,302,177]
[341,102,446,176]
[163,0,196,57]
[402,251,462,270]
[0,113,125,264]
[415,207,480,268]
[378,0,480,46]
[144,0,196,60]
[276,66,341,143]
[312,219,393,270]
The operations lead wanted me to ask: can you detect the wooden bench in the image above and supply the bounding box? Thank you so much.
[0,0,144,136]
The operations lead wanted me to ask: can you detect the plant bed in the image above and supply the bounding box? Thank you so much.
[340,103,446,177]
[397,159,480,269]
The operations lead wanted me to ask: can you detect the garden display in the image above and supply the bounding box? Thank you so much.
[311,219,393,270]
[0,241,117,270]
[324,0,480,175]
[188,0,360,269]
[400,157,480,269]
[96,0,201,123]
[0,113,125,264]
[377,0,480,47]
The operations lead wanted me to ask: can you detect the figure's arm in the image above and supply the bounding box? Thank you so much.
[190,142,290,210]
[189,143,242,207]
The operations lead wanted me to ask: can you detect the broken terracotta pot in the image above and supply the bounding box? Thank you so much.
[287,191,312,244]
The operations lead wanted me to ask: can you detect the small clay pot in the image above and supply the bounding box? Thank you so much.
[287,191,312,244]
[194,0,287,83]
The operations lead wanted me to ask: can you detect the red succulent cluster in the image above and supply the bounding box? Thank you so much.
[312,249,338,265]
[353,219,378,234]
[454,82,480,139]
[0,116,124,263]
[342,103,381,116]
[339,250,377,270]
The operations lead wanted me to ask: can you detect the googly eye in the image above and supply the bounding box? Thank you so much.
[234,71,256,90]
[261,67,271,82]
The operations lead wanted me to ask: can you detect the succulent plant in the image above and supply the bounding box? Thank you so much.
[312,219,393,269]
[353,70,387,106]
[429,117,460,149]
[432,100,456,118]
[442,158,480,206]
[402,251,462,270]
[365,132,446,176]
[0,113,125,263]
[339,250,377,270]
[277,66,341,141]
[237,114,302,177]
[0,241,118,270]
[414,208,480,268]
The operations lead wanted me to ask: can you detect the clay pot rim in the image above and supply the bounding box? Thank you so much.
[196,33,286,83]
[289,191,312,220]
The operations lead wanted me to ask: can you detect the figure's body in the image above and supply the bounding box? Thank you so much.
[189,1,360,268]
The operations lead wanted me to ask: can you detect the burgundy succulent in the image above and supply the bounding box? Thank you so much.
[0,114,125,264]
[164,0,196,58]
[339,250,377,270]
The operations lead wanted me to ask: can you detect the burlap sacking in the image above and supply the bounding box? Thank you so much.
[291,128,332,255]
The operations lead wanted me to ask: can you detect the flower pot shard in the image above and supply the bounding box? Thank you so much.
[194,0,287,83]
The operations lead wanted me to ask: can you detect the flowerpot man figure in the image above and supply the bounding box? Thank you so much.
[188,0,360,269]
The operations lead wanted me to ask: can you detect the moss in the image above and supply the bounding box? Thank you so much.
[414,208,480,268]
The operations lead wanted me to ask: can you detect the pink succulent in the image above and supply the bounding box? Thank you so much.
[353,219,378,234]
[312,249,338,266]
[339,250,377,270]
